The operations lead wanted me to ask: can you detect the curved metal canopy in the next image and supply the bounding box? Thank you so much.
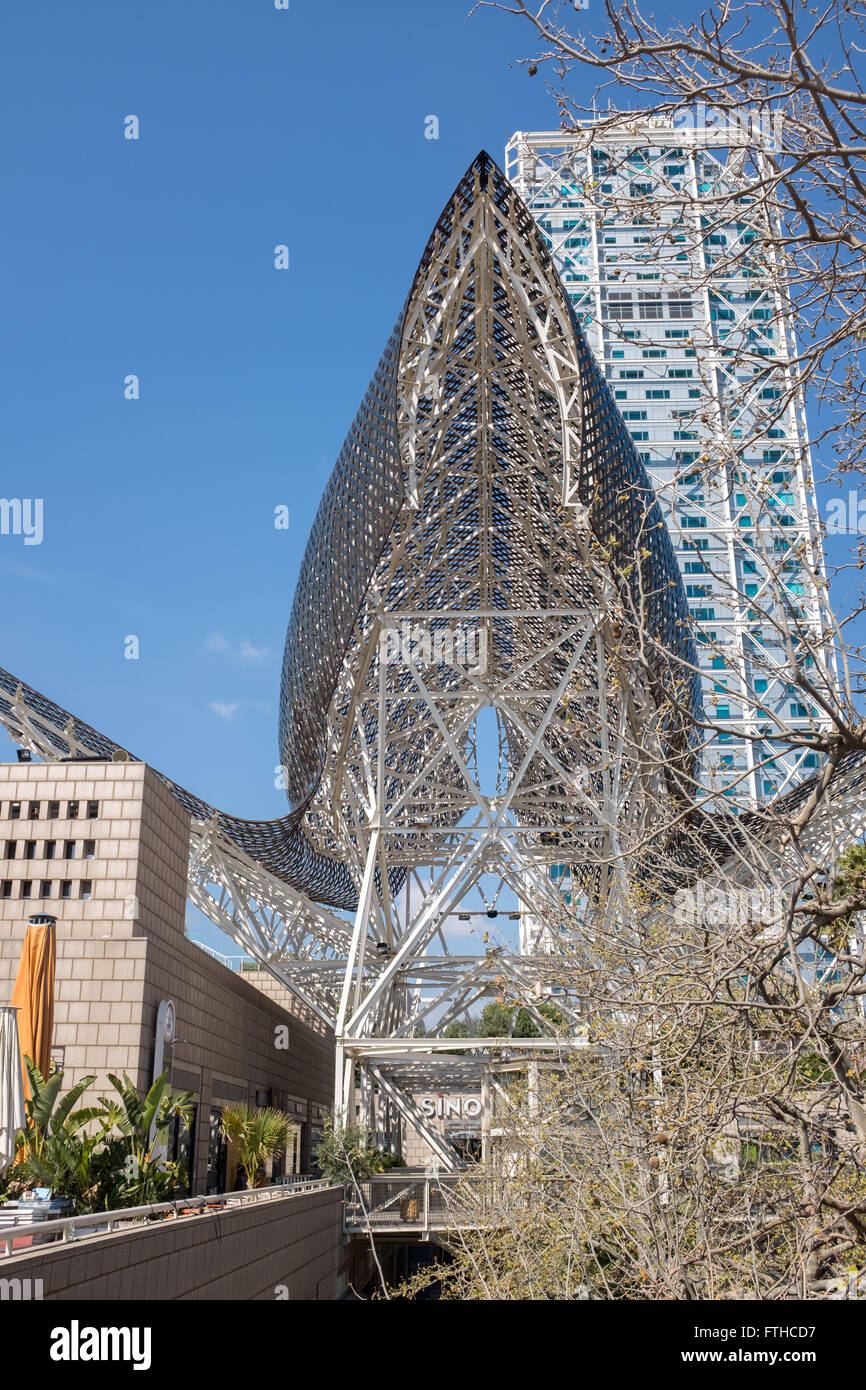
[279,150,702,903]
[0,154,705,912]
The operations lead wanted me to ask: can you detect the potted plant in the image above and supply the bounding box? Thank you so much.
[219,1104,291,1190]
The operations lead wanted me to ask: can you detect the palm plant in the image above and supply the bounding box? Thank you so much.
[219,1104,290,1189]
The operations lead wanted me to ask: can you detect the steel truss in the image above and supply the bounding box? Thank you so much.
[306,158,687,1139]
[2,154,862,1166]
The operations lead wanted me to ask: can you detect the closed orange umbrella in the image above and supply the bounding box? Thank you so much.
[10,914,56,1098]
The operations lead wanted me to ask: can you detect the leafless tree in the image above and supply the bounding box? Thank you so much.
[387,516,866,1296]
[479,0,866,486]
[386,0,866,1301]
[397,828,866,1299]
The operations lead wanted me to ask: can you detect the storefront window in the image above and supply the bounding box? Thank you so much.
[166,1105,197,1195]
[309,1128,324,1176]
[206,1107,227,1195]
[447,1128,481,1162]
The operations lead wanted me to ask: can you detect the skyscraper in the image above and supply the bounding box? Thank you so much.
[507,117,831,808]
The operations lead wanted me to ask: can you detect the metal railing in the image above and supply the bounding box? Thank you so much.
[0,1178,333,1259]
[344,1175,489,1235]
[274,1172,325,1188]
[186,937,258,973]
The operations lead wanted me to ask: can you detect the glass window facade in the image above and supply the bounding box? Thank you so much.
[506,125,832,807]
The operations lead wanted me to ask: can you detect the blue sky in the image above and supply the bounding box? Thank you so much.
[1,2,859,951]
[0,1,566,805]
[1,0,589,950]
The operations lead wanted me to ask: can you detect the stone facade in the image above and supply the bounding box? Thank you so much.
[0,761,334,1190]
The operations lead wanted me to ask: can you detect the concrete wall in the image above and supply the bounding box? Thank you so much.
[0,1188,345,1301]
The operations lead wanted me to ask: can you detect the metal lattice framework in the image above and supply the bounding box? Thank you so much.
[3,153,864,1164]
[296,154,702,1125]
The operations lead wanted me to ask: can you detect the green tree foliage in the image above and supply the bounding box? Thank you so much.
[313,1119,404,1186]
[796,1053,835,1085]
[477,1001,540,1037]
[93,1071,195,1207]
[538,1001,568,1032]
[832,844,866,947]
[314,1120,382,1186]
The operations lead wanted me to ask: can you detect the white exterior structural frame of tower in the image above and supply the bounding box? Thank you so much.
[507,119,834,810]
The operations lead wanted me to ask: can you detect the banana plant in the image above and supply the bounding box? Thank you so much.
[13,1058,104,1208]
[96,1071,195,1207]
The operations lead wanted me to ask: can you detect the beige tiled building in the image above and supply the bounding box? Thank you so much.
[0,760,334,1192]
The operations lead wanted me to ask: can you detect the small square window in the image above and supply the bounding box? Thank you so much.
[83,840,95,860]
[1,881,11,899]
[79,880,92,901]
[64,841,75,860]
[24,841,36,860]
[60,880,72,900]
[44,840,56,860]
[67,801,79,819]
[20,881,32,899]
[5,841,15,860]
[9,802,21,820]
[47,801,60,819]
[28,801,40,820]
[40,881,51,899]
[86,801,99,820]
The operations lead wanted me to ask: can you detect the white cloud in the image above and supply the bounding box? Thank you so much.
[0,561,58,584]
[202,634,272,661]
[238,640,271,661]
[442,921,480,946]
[209,701,241,721]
